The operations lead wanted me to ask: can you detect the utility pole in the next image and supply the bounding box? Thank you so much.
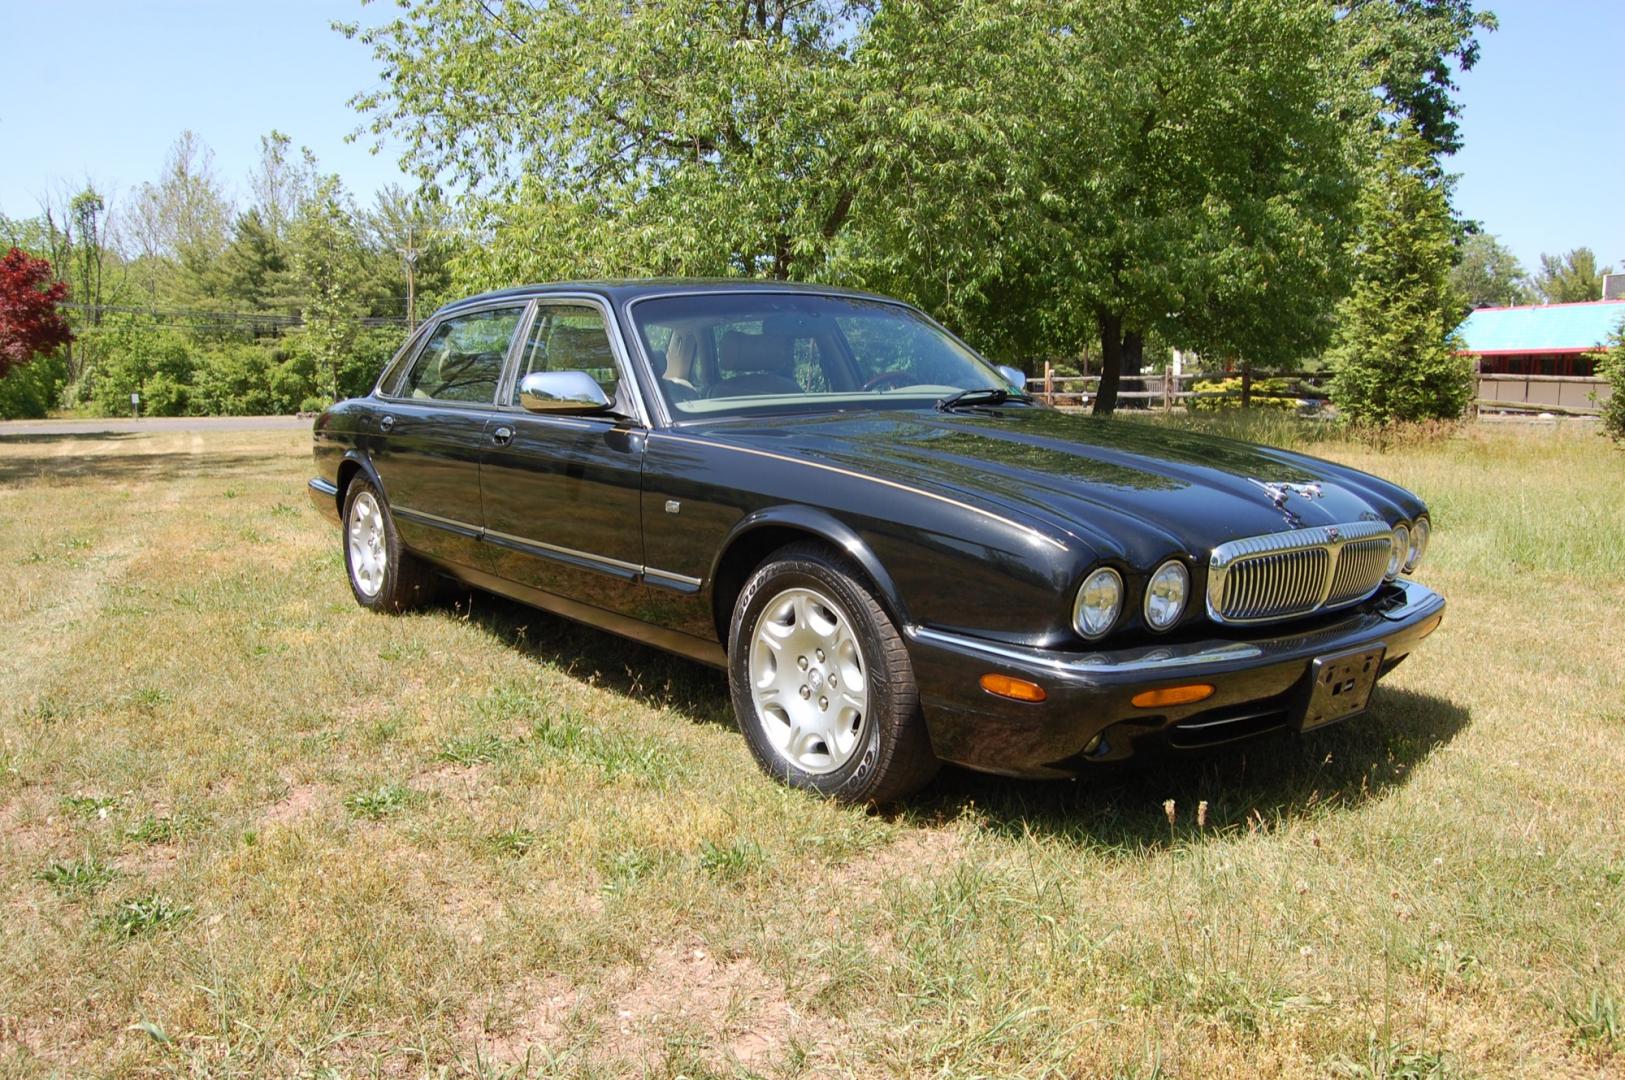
[400,221,419,331]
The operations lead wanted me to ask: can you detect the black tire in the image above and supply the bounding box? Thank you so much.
[341,477,436,613]
[728,542,939,805]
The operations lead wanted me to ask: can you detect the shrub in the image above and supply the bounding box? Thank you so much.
[1596,323,1625,443]
[1328,127,1473,425]
[1188,376,1303,412]
[0,347,67,419]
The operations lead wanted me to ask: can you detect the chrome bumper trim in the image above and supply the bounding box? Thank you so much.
[909,580,1444,677]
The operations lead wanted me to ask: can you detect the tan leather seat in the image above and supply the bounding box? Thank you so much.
[710,330,801,397]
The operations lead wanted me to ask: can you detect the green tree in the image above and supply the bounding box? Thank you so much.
[1329,127,1472,424]
[288,176,368,404]
[1533,247,1613,305]
[345,0,1367,411]
[1343,0,1497,160]
[1449,232,1530,310]
[212,208,290,312]
[1594,320,1625,443]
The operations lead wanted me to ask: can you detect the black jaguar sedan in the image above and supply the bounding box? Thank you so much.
[309,281,1445,803]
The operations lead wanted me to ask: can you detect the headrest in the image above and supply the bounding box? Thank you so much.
[718,330,794,374]
[548,325,614,371]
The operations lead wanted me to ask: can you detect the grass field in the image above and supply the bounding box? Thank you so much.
[1,419,1622,1079]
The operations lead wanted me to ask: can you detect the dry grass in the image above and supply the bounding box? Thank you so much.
[0,419,1621,1078]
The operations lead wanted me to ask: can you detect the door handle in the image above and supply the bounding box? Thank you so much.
[492,426,514,446]
[378,415,395,433]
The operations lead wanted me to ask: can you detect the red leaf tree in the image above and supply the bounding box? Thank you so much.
[0,247,74,378]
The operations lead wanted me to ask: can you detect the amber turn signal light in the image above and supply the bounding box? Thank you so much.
[979,673,1048,703]
[1131,684,1214,709]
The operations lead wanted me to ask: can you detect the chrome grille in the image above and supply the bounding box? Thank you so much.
[1207,521,1394,625]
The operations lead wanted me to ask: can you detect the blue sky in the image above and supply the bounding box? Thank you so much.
[1,0,1620,277]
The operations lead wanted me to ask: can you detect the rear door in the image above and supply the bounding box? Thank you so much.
[479,297,650,615]
[367,302,529,569]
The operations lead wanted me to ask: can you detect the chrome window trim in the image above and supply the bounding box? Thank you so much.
[494,292,652,428]
[1206,520,1395,625]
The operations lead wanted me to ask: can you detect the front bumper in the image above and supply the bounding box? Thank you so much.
[906,579,1446,778]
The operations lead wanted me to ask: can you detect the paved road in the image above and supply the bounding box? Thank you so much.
[0,415,313,437]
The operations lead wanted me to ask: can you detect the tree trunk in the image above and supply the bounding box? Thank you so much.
[1092,312,1123,415]
[1121,330,1143,408]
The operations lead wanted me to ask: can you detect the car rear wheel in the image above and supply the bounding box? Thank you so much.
[342,477,434,612]
[728,542,938,804]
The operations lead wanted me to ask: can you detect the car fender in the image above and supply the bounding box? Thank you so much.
[709,504,912,629]
[333,448,388,510]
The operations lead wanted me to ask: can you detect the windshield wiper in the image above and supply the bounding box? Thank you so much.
[936,386,1027,412]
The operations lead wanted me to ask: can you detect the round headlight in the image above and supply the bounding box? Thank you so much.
[1073,567,1123,639]
[1143,559,1189,631]
[1386,524,1410,580]
[1405,517,1430,573]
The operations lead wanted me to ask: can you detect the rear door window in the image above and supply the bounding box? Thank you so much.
[398,306,526,404]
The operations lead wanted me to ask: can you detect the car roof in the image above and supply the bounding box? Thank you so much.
[431,279,898,318]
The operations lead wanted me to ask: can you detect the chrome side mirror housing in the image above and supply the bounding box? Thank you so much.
[996,364,1028,391]
[517,370,612,415]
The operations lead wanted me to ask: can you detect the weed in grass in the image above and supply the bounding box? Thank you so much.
[484,828,537,858]
[100,892,193,937]
[697,838,765,881]
[437,733,513,766]
[125,813,200,845]
[1565,989,1621,1052]
[268,502,299,518]
[601,848,661,896]
[36,857,118,895]
[1327,1040,1456,1079]
[344,783,408,820]
[129,686,170,709]
[61,793,121,818]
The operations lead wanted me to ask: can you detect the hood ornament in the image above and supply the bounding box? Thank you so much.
[1249,478,1325,527]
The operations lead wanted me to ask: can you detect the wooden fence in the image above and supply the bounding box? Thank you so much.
[1027,364,1612,418]
[1030,366,1332,411]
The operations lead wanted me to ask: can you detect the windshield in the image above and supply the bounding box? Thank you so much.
[629,292,1017,418]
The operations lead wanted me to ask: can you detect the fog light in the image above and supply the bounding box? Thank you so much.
[1131,684,1214,708]
[980,673,1048,703]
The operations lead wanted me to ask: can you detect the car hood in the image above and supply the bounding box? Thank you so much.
[684,407,1423,564]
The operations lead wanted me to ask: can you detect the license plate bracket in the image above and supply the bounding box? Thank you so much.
[1301,645,1386,732]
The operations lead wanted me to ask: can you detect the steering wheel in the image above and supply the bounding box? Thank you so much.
[861,370,915,392]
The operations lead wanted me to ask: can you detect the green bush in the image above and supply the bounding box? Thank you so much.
[1597,324,1625,443]
[0,349,68,419]
[89,324,196,417]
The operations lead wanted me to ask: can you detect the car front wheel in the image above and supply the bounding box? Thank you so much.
[342,477,433,612]
[728,543,938,804]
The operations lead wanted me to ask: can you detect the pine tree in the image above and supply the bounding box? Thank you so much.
[212,209,290,312]
[1329,127,1473,425]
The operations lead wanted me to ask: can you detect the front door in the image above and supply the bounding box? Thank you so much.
[367,303,528,568]
[479,298,649,615]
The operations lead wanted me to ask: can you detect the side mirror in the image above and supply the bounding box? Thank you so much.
[996,365,1028,392]
[517,370,612,415]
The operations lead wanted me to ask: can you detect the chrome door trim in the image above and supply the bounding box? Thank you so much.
[393,505,482,539]
[483,526,643,582]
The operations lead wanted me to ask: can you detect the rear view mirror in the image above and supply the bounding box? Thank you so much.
[517,371,612,414]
